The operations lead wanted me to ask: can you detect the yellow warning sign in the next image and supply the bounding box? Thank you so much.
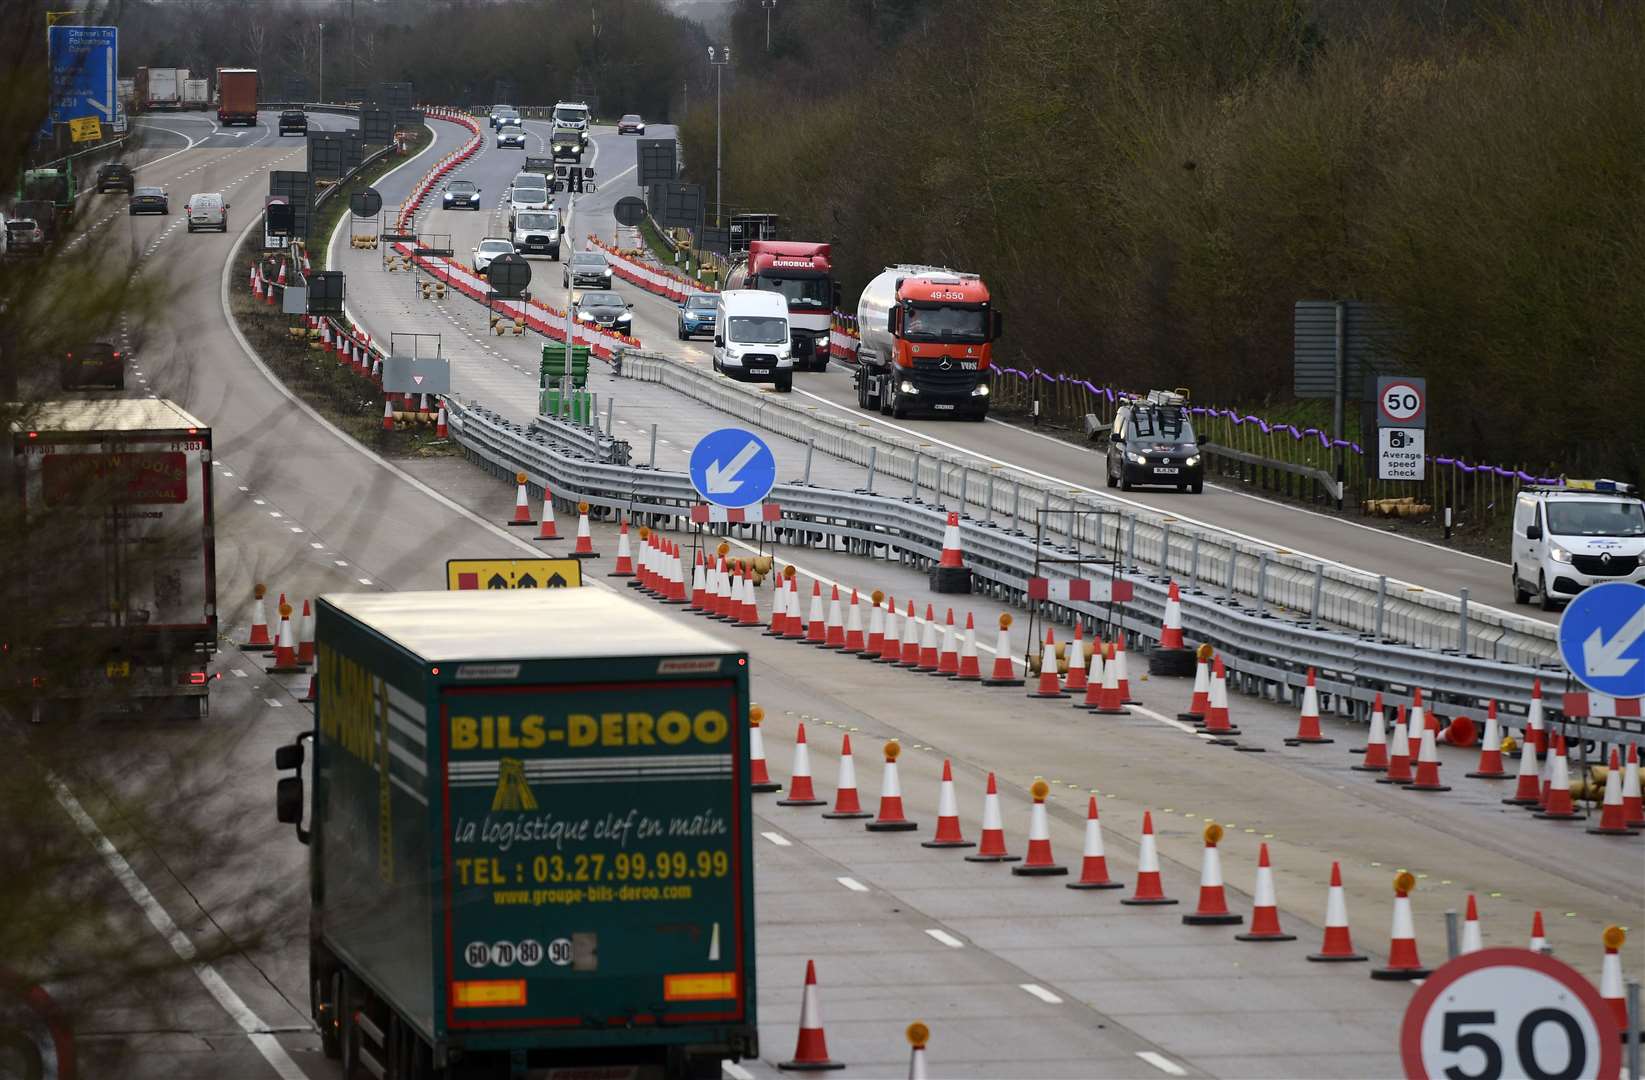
[491,757,538,811]
[68,116,102,143]
[446,558,583,591]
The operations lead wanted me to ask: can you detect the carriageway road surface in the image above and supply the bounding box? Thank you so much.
[46,117,1631,1079]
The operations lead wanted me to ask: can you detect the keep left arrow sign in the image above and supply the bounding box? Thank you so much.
[1584,603,1645,679]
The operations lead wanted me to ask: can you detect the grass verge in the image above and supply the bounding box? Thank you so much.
[311,126,431,272]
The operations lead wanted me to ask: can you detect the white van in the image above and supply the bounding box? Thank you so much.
[511,208,562,260]
[713,289,793,392]
[1511,480,1645,609]
[185,192,229,233]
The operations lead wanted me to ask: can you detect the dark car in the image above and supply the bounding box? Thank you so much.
[5,218,46,255]
[572,289,634,334]
[442,180,482,210]
[60,342,125,391]
[677,292,718,339]
[1104,391,1204,493]
[617,114,646,135]
[496,124,526,149]
[563,251,612,289]
[278,110,308,136]
[95,162,135,193]
[129,186,169,215]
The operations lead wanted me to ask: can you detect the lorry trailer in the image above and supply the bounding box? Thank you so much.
[216,68,258,126]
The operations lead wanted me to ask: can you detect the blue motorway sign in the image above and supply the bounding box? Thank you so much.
[49,25,118,124]
[688,428,776,508]
[1557,582,1645,698]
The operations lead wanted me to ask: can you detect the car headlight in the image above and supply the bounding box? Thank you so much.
[602,269,612,278]
[577,311,594,322]
[1185,454,1200,466]
[1128,452,1147,464]
[971,384,989,396]
[1549,545,1573,564]
[616,313,632,324]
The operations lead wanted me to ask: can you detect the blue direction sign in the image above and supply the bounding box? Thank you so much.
[689,428,776,509]
[1557,581,1645,698]
[49,25,118,124]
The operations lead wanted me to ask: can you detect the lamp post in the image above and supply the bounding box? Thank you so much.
[317,21,325,103]
[708,45,730,230]
[763,0,776,51]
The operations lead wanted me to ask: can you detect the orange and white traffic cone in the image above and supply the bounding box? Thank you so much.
[1353,700,1390,772]
[937,511,965,569]
[931,511,971,593]
[1286,668,1333,745]
[1160,580,1186,650]
[435,402,449,439]
[1201,657,1240,739]
[863,592,886,657]
[1406,727,1451,793]
[303,669,318,703]
[749,706,781,793]
[382,397,396,431]
[506,473,535,526]
[1063,623,1088,695]
[784,578,808,641]
[267,602,304,673]
[242,583,272,648]
[1377,708,1414,785]
[922,759,972,848]
[1076,636,1105,710]
[1587,747,1639,836]
[1121,811,1176,905]
[897,601,921,666]
[875,596,901,660]
[955,613,982,681]
[1012,779,1067,876]
[915,604,940,671]
[777,723,827,807]
[1466,701,1508,778]
[905,1022,929,1080]
[1235,843,1296,941]
[570,502,598,557]
[1534,733,1581,820]
[965,773,1020,862]
[1027,629,1067,699]
[536,491,559,540]
[843,590,866,653]
[822,734,871,820]
[779,960,845,1071]
[764,569,787,634]
[1067,795,1122,890]
[1307,861,1368,962]
[1089,642,1127,715]
[1370,871,1430,980]
[1526,678,1548,755]
[1503,727,1542,805]
[1623,745,1644,828]
[1112,636,1136,704]
[822,585,846,649]
[982,614,1024,686]
[1180,649,1211,723]
[739,570,762,627]
[1460,894,1483,954]
[296,599,316,665]
[805,582,827,645]
[866,741,917,832]
[608,519,635,576]
[1182,822,1242,925]
[1600,927,1630,1035]
[935,609,959,677]
[689,552,709,611]
[1529,911,1547,952]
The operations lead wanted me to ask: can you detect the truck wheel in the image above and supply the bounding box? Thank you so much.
[889,382,909,419]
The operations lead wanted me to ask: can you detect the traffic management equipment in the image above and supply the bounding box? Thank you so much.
[570,504,598,557]
[843,591,866,653]
[822,734,870,820]
[864,592,886,656]
[1120,811,1177,905]
[1599,927,1629,1034]
[434,402,448,439]
[1406,689,1427,759]
[866,740,918,832]
[1160,580,1187,650]
[935,610,960,676]
[778,724,826,807]
[1112,636,1137,704]
[242,583,272,648]
[665,542,687,603]
[955,614,982,681]
[1307,861,1368,962]
[1179,648,1211,723]
[1285,668,1333,745]
[1028,629,1068,699]
[1586,747,1638,836]
[536,489,559,540]
[739,570,761,626]
[930,511,971,594]
[1089,642,1127,715]
[1624,745,1644,827]
[507,473,535,526]
[1406,727,1451,793]
[1234,844,1295,941]
[267,602,304,673]
[906,1022,929,1080]
[1526,678,1548,754]
[381,397,397,431]
[1378,709,1415,784]
[1460,894,1483,954]
[748,706,781,793]
[1067,795,1122,890]
[609,519,635,576]
[822,586,845,648]
[965,773,1019,862]
[297,600,316,665]
[804,584,827,644]
[1352,700,1390,772]
[1063,623,1088,694]
[877,598,902,660]
[1533,734,1581,820]
[1504,730,1542,805]
[1529,911,1547,952]
[982,614,1024,686]
[1201,657,1240,739]
[779,960,844,1071]
[1079,639,1108,710]
[785,575,808,639]
[1465,701,1507,778]
[922,759,973,848]
[1011,779,1067,877]
[897,601,921,666]
[1370,871,1430,980]
[1182,822,1243,925]
[915,604,940,671]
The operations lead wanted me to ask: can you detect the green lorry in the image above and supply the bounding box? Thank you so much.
[274,589,758,1079]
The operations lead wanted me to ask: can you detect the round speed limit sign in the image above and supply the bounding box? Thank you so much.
[1380,379,1426,424]
[1401,949,1621,1080]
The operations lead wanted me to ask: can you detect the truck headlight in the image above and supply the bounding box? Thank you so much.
[971,384,989,396]
[1128,452,1147,465]
[1549,545,1573,563]
[899,380,918,394]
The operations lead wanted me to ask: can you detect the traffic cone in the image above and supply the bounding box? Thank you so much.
[1235,843,1296,941]
[778,960,844,1071]
[1063,623,1088,694]
[1587,747,1639,836]
[763,569,786,633]
[1526,678,1548,755]
[1028,629,1067,698]
[982,614,1024,686]
[1067,795,1122,890]
[740,570,762,627]
[876,597,902,660]
[1534,734,1581,820]
[864,592,886,657]
[302,669,318,703]
[1089,642,1127,715]
[922,759,972,848]
[668,543,690,603]
[784,576,807,639]
[1121,811,1176,905]
[906,1022,929,1080]
[1285,668,1333,745]
[1503,727,1541,805]
[1180,649,1211,723]
[1370,871,1430,980]
[1460,894,1483,954]
[915,603,940,671]
[1624,745,1644,828]
[570,502,599,558]
[822,586,845,648]
[897,601,921,667]
[536,491,559,540]
[1529,911,1547,952]
[1466,701,1508,778]
[805,582,827,645]
[296,599,316,665]
[1160,580,1186,650]
[965,772,1019,862]
[1352,701,1390,772]
[748,706,781,793]
[822,734,870,819]
[382,397,396,431]
[1406,689,1426,760]
[1377,708,1414,785]
[937,511,965,568]
[1307,862,1368,962]
[1112,636,1137,704]
[1078,636,1106,710]
[435,402,449,439]
[777,724,826,807]
[266,602,304,673]
[1600,926,1630,1035]
[241,584,272,648]
[277,261,288,286]
[1406,727,1451,792]
[934,609,959,677]
[955,613,982,681]
[1201,657,1241,738]
[1012,779,1067,876]
[1182,822,1243,925]
[843,590,866,653]
[866,741,917,832]
[506,473,535,526]
[608,519,635,576]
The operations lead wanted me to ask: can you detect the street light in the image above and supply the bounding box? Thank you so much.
[763,0,777,51]
[317,22,325,103]
[707,45,730,230]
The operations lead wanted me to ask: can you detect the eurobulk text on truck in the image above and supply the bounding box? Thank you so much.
[273,589,758,1079]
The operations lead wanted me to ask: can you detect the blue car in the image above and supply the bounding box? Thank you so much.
[677,292,718,340]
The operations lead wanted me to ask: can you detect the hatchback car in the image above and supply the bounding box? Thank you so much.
[5,218,46,255]
[129,186,169,215]
[278,110,308,136]
[95,162,135,193]
[497,124,525,149]
[573,290,634,333]
[1105,393,1204,493]
[563,251,612,288]
[60,342,125,391]
[184,192,229,233]
[443,180,482,210]
[617,114,646,135]
[472,238,515,276]
[677,292,718,339]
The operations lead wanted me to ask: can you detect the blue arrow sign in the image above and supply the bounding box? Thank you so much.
[689,428,776,509]
[49,25,118,124]
[1557,582,1645,699]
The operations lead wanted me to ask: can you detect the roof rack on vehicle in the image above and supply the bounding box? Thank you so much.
[1522,478,1638,496]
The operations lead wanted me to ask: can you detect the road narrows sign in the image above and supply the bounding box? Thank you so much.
[1400,948,1620,1080]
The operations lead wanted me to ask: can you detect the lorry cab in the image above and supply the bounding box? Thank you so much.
[1512,480,1645,609]
[713,290,794,392]
[854,264,1001,420]
[725,241,839,371]
[552,101,591,144]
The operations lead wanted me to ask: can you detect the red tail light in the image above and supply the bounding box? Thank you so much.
[187,672,208,685]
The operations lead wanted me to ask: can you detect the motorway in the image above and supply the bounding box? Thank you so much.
[37,109,1638,1079]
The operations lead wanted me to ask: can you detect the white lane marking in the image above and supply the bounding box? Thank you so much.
[358,578,373,586]
[721,1063,755,1080]
[311,542,325,550]
[836,876,869,892]
[232,668,248,678]
[924,928,965,949]
[1137,1051,1188,1077]
[252,498,266,505]
[1019,983,1063,1004]
[265,698,283,708]
[760,831,792,847]
[1130,704,1203,736]
[48,777,309,1080]
[334,559,349,567]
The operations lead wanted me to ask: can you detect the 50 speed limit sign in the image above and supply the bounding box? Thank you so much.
[1401,948,1621,1080]
[1378,377,1427,427]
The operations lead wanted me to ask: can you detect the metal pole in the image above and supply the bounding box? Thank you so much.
[1375,574,1388,641]
[318,22,325,103]
[1627,979,1641,1080]
[590,392,598,429]
[714,58,723,227]
[1010,479,1021,534]
[1310,563,1324,628]
[802,439,814,486]
[1190,533,1201,592]
[1457,587,1469,656]
[1256,552,1269,615]
[1125,515,1137,572]
[649,422,658,467]
[1161,522,1172,578]
[1444,910,1459,960]
[1333,300,1345,497]
[985,470,995,521]
[959,468,969,516]
[865,446,876,492]
[605,397,614,435]
[1226,550,1239,601]
[910,453,920,500]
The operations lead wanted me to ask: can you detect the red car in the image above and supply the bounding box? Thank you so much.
[617,114,646,135]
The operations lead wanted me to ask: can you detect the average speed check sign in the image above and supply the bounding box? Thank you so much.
[1401,948,1621,1080]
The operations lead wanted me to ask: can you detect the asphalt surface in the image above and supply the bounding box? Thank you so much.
[32,112,1637,1080]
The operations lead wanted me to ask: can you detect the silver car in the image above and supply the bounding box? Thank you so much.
[563,251,612,289]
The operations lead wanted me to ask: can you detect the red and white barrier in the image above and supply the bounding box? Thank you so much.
[1026,576,1135,604]
[689,502,782,524]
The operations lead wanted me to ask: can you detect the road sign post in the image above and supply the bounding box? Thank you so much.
[689,428,776,509]
[1557,582,1645,698]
